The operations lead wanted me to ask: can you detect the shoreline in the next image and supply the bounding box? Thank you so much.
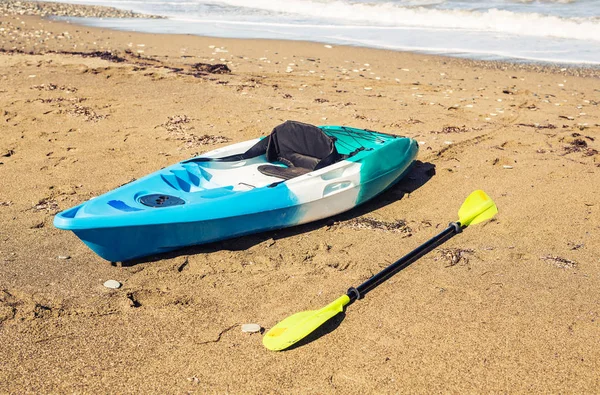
[47,15,600,77]
[2,0,600,76]
[54,13,600,70]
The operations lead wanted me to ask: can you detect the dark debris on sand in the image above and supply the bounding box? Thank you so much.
[1,48,233,83]
[436,248,475,267]
[516,123,557,130]
[337,217,412,234]
[192,135,231,145]
[562,134,598,157]
[541,255,577,269]
[30,197,59,213]
[158,115,231,148]
[64,104,107,122]
[31,83,78,93]
[430,125,472,134]
[191,63,231,75]
[159,115,192,134]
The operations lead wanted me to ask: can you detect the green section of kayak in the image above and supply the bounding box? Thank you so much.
[321,126,419,205]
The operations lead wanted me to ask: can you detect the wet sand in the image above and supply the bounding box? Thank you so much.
[1,6,599,393]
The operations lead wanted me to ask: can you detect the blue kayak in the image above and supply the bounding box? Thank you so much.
[54,121,418,262]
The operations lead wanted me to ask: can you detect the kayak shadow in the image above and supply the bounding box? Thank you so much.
[122,160,435,265]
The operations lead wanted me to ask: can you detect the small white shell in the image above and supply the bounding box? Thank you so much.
[241,323,261,333]
[103,280,122,289]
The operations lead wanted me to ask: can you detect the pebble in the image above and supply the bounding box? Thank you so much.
[503,165,514,169]
[103,280,121,289]
[187,376,200,384]
[58,255,70,260]
[241,323,261,333]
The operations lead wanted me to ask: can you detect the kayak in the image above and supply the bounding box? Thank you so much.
[54,121,419,262]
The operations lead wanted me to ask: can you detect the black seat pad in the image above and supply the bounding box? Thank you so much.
[266,121,340,171]
[257,165,312,180]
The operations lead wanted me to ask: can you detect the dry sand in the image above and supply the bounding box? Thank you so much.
[1,8,599,394]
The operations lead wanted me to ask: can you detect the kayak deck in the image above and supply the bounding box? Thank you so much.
[54,125,418,261]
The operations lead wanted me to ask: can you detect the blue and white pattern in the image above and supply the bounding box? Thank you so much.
[54,127,418,262]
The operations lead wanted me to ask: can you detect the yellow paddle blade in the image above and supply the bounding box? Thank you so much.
[263,294,350,351]
[458,190,498,227]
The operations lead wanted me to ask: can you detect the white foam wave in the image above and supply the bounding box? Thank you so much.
[512,0,576,4]
[345,38,600,64]
[209,0,600,41]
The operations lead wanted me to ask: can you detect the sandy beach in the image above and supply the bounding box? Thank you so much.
[1,3,599,393]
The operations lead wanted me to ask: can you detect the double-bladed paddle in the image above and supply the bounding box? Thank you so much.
[263,190,498,351]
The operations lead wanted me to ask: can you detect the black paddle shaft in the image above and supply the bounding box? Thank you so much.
[346,222,462,303]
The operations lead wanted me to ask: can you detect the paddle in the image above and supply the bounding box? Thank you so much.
[263,190,498,351]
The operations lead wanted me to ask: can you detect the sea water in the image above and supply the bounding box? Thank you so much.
[41,0,600,65]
